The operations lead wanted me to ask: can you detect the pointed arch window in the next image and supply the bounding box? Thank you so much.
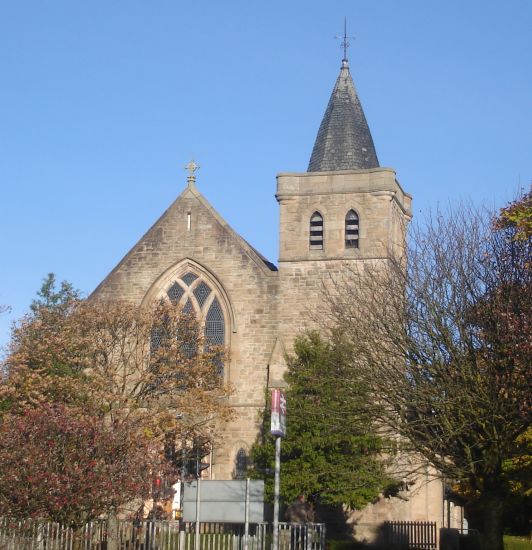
[234,448,248,479]
[157,273,227,376]
[345,210,359,249]
[205,297,225,347]
[310,211,324,250]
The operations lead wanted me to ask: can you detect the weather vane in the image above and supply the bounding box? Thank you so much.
[335,17,355,61]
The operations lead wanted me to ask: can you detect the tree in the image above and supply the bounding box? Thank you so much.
[495,189,532,242]
[250,332,396,513]
[4,297,233,443]
[0,404,158,528]
[1,283,233,523]
[324,203,531,550]
[30,273,81,315]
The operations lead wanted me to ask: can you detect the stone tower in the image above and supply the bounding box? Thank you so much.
[274,56,412,367]
[274,55,448,538]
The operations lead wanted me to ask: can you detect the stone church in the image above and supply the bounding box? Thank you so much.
[93,53,460,536]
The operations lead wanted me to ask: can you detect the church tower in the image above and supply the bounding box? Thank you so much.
[274,52,412,362]
[275,51,448,535]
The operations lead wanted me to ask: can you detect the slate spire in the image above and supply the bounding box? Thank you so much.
[308,57,379,172]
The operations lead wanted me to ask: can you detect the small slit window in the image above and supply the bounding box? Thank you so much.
[345,210,359,249]
[310,212,324,250]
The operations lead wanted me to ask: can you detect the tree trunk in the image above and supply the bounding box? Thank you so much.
[480,493,505,550]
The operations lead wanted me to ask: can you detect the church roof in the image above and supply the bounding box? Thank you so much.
[308,59,379,172]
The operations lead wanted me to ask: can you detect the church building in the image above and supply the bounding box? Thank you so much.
[92,51,456,537]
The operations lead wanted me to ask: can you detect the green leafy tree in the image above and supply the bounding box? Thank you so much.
[250,332,396,510]
[30,273,81,314]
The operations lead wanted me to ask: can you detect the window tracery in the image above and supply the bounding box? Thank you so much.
[159,270,227,375]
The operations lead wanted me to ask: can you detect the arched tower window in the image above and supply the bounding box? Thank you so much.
[345,210,359,249]
[310,212,324,250]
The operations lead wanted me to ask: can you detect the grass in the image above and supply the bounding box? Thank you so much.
[504,535,532,550]
[326,535,532,550]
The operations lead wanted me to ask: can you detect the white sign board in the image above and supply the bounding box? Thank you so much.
[183,480,265,523]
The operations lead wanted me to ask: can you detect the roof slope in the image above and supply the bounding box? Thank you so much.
[308,59,379,172]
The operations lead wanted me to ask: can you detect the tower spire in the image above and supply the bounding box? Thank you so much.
[307,27,379,172]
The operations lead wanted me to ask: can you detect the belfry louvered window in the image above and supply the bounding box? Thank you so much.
[345,210,359,249]
[310,212,324,250]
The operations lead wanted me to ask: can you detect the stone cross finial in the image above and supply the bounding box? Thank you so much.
[186,160,200,186]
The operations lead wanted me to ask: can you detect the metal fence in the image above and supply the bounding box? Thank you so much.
[0,518,326,550]
[0,517,107,549]
[383,521,437,550]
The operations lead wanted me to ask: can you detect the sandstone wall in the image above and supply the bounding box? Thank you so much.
[92,183,279,479]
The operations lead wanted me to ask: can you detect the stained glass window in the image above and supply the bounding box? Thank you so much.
[183,299,194,315]
[164,274,226,375]
[181,272,198,286]
[167,282,185,304]
[205,297,225,346]
[193,281,212,308]
[235,448,248,479]
[150,326,162,352]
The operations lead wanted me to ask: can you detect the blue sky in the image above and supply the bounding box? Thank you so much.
[1,0,531,352]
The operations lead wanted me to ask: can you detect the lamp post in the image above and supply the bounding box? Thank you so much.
[270,390,286,550]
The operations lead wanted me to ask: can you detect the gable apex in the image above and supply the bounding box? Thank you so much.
[91,182,276,299]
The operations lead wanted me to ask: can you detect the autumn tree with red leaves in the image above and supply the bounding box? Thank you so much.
[0,404,157,528]
[0,276,232,524]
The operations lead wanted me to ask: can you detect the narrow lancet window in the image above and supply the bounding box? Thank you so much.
[345,210,359,249]
[310,212,324,250]
[205,298,225,347]
[234,448,248,479]
[205,297,225,376]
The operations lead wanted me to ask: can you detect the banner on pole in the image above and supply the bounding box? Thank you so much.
[270,389,286,437]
